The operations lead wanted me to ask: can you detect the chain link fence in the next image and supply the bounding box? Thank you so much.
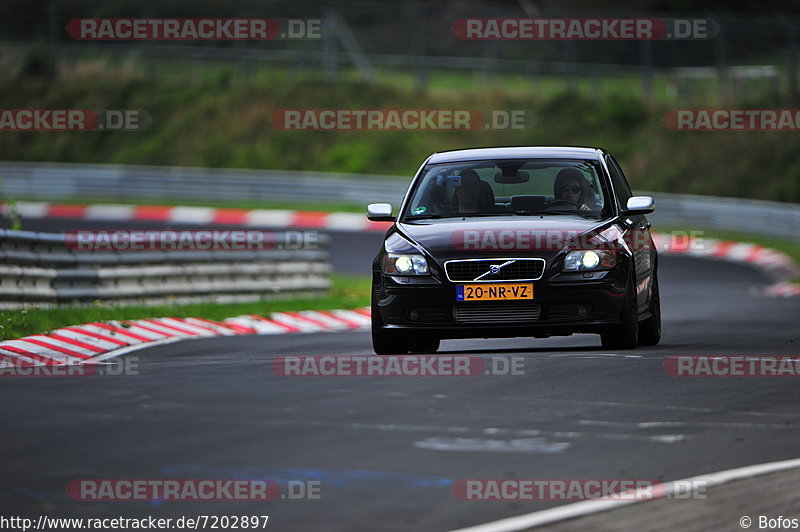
[2,0,798,102]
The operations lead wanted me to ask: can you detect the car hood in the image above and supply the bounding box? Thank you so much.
[396,216,616,261]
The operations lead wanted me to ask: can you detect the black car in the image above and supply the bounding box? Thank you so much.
[367,147,660,354]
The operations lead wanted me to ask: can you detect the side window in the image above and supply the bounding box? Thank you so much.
[606,156,632,207]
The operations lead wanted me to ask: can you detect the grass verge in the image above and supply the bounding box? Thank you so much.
[11,196,369,214]
[3,57,800,203]
[0,274,371,341]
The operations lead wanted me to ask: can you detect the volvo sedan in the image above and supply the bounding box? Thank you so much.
[367,147,660,354]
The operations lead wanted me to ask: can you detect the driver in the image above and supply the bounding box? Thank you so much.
[455,169,482,213]
[554,168,592,211]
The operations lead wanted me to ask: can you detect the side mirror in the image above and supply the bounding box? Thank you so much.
[625,196,655,215]
[367,203,395,222]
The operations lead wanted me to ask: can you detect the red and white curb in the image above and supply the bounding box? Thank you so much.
[1,201,391,232]
[651,232,800,297]
[0,307,371,367]
[762,282,800,298]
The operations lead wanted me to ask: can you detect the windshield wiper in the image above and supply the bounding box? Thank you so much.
[403,214,445,220]
[540,210,600,218]
[404,212,509,220]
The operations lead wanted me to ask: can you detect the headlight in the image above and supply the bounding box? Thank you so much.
[382,254,430,276]
[563,250,616,271]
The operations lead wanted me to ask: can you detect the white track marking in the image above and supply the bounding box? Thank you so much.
[449,457,800,532]
[414,436,571,454]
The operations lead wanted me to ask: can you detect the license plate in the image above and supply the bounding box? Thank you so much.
[456,283,534,301]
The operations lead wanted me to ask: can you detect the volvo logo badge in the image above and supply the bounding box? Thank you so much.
[489,265,501,274]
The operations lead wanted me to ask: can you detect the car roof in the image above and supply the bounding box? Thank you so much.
[426,146,605,164]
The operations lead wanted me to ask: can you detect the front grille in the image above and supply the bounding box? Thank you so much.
[455,303,540,323]
[445,258,545,282]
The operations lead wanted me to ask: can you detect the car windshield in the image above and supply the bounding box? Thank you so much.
[402,159,610,221]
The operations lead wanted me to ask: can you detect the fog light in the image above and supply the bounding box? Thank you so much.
[577,304,589,317]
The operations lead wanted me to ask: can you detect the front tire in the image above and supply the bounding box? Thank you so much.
[600,269,639,350]
[371,296,409,355]
[638,272,661,346]
[408,338,440,354]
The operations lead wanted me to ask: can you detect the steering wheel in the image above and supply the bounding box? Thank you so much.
[544,198,580,209]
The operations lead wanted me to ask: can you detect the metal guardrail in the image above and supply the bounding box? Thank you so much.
[646,192,800,242]
[0,161,407,207]
[0,228,331,307]
[1,161,798,241]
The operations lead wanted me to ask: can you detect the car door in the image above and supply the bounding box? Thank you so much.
[606,155,654,313]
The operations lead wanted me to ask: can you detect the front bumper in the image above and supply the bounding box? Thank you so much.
[373,268,628,340]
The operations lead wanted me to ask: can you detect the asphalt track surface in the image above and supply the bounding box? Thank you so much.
[3,218,800,531]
